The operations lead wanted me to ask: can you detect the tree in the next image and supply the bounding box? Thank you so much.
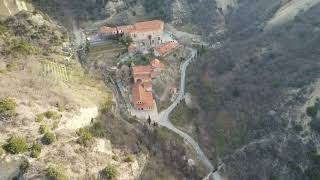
[77,128,93,146]
[102,165,118,180]
[35,113,44,123]
[43,111,62,120]
[4,136,28,154]
[46,164,68,180]
[0,97,17,119]
[42,132,56,145]
[123,155,134,162]
[30,143,42,158]
[307,106,318,118]
[39,124,48,134]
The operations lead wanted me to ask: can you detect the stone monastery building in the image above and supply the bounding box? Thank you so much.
[100,20,164,47]
[131,59,165,111]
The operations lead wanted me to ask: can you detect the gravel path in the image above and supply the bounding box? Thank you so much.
[155,47,224,180]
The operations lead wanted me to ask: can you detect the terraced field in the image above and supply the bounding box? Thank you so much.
[43,62,70,82]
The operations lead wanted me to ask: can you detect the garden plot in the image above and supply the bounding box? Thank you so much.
[43,62,70,82]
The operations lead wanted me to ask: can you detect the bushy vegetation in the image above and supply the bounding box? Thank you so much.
[39,124,49,134]
[307,106,318,118]
[123,155,134,163]
[100,95,113,113]
[307,99,320,133]
[119,36,133,46]
[35,113,45,123]
[4,136,28,154]
[89,121,105,137]
[30,143,42,158]
[46,164,68,180]
[19,159,30,174]
[0,97,17,119]
[0,21,8,34]
[2,38,39,56]
[44,111,62,120]
[42,132,56,145]
[1,11,67,57]
[102,165,118,180]
[142,0,168,19]
[76,128,93,146]
[305,149,320,180]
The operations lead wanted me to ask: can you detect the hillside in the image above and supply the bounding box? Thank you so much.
[0,11,130,179]
[0,6,203,180]
[1,0,320,180]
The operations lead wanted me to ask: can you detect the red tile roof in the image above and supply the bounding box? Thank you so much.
[132,83,154,110]
[100,26,118,33]
[154,41,179,57]
[131,20,164,33]
[132,65,152,75]
[100,20,164,34]
[117,25,134,33]
[132,65,152,82]
[150,59,165,69]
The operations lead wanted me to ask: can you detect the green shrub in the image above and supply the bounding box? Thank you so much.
[30,143,42,158]
[2,38,39,56]
[0,97,17,119]
[35,113,45,123]
[4,136,28,154]
[77,128,93,146]
[102,165,117,180]
[310,119,320,134]
[100,96,113,113]
[112,155,119,161]
[44,111,62,120]
[123,155,134,163]
[19,159,30,174]
[39,124,48,134]
[0,24,8,34]
[56,102,65,112]
[305,166,320,180]
[46,164,68,180]
[42,132,56,145]
[89,121,105,137]
[307,106,318,118]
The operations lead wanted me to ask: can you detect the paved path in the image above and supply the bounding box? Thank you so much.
[155,47,224,180]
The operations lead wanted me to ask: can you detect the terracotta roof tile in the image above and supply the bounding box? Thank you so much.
[131,20,164,33]
[150,59,165,69]
[101,20,164,34]
[100,26,118,33]
[154,41,179,57]
[132,83,154,110]
[132,65,152,75]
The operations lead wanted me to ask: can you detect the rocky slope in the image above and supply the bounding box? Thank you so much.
[0,4,203,180]
[2,0,320,179]
[0,11,148,180]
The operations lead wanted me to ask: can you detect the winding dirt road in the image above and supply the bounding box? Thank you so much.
[155,47,224,180]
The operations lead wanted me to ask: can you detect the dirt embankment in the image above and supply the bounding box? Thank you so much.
[0,12,147,180]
